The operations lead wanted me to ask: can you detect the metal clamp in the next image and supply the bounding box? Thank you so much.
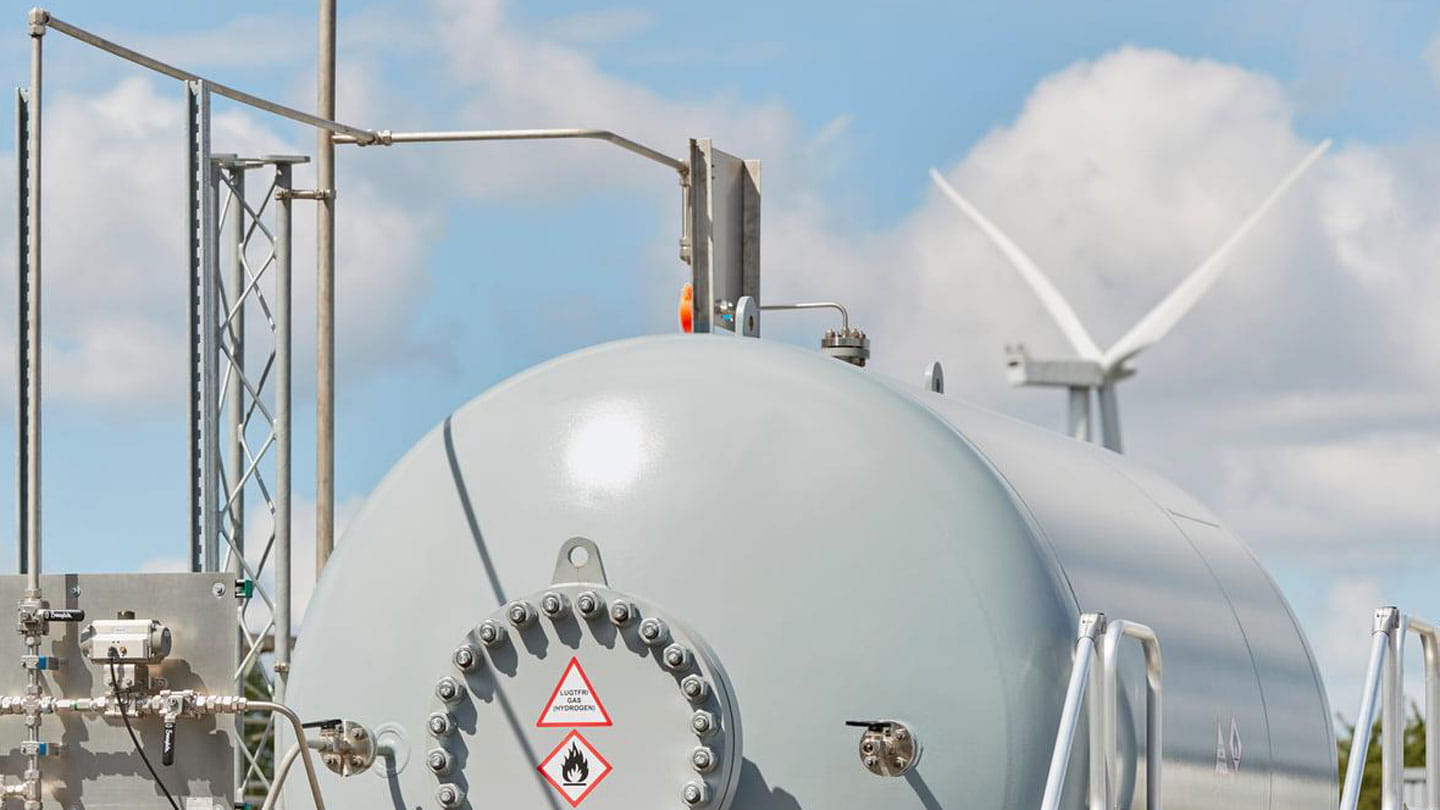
[1340,607,1440,810]
[1039,612,1164,810]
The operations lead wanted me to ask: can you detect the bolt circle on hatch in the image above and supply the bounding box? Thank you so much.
[427,574,741,809]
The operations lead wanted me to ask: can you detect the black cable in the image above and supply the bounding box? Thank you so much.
[109,651,181,810]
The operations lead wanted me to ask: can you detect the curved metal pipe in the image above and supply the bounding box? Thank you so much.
[759,301,849,331]
[258,743,304,810]
[1101,619,1162,810]
[248,702,327,810]
[332,128,686,174]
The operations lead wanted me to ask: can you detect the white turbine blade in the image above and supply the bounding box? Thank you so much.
[1101,138,1332,370]
[929,168,1103,360]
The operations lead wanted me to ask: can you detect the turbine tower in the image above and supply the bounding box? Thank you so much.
[929,139,1330,453]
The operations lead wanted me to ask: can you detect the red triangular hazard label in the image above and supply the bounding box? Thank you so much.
[536,657,612,727]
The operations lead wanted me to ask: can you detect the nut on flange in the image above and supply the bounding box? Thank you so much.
[540,591,570,619]
[435,783,464,808]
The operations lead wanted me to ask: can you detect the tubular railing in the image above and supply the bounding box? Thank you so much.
[1340,607,1440,810]
[1040,612,1164,810]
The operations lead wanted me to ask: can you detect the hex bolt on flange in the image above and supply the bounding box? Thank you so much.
[426,748,453,775]
[682,780,710,806]
[435,784,464,808]
[663,644,693,671]
[575,591,604,619]
[690,746,716,773]
[507,600,537,628]
[427,712,454,737]
[638,617,669,646]
[680,675,710,703]
[609,599,635,626]
[452,645,478,672]
[477,620,508,648]
[690,710,717,737]
[434,677,462,704]
[540,591,570,619]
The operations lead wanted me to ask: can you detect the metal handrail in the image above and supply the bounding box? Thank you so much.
[1040,612,1164,810]
[1340,607,1440,810]
[1102,620,1162,810]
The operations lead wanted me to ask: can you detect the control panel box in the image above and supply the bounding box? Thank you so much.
[0,573,237,809]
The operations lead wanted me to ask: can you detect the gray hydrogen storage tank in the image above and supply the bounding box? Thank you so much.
[285,334,1336,810]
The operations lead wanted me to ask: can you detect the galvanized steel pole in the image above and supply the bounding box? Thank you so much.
[14,89,28,579]
[23,12,42,593]
[314,0,336,577]
[274,164,294,697]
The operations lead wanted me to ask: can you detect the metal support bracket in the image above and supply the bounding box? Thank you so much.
[1040,612,1164,810]
[1340,606,1440,810]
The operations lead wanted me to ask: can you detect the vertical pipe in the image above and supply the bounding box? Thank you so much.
[1097,381,1123,454]
[1420,629,1440,810]
[274,165,293,700]
[225,168,245,577]
[1381,621,1404,810]
[314,0,337,578]
[1087,635,1107,810]
[24,17,43,595]
[1067,386,1092,443]
[15,88,29,577]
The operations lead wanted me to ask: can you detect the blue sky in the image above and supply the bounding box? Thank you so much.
[1,0,1437,715]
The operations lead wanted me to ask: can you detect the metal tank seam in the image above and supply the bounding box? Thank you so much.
[1164,510,1277,810]
[1102,456,1284,809]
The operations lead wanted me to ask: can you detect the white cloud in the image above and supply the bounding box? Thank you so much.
[1220,433,1440,561]
[543,9,654,45]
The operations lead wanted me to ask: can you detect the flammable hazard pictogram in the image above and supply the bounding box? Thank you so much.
[536,657,613,727]
[538,731,613,807]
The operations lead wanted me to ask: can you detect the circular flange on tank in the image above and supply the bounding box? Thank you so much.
[426,538,742,809]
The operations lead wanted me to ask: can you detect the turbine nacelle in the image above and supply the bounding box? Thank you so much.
[1003,345,1133,389]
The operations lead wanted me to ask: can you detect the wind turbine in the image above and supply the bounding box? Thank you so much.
[928,139,1330,452]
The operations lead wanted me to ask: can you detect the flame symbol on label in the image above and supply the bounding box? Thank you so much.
[561,743,589,785]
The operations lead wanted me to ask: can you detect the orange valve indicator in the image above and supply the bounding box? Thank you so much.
[678,283,694,333]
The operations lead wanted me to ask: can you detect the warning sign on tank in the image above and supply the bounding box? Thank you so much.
[538,731,612,807]
[537,657,612,727]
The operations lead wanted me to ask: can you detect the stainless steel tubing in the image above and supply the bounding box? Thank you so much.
[332,128,686,173]
[247,702,327,810]
[759,302,850,331]
[34,11,378,144]
[1101,620,1162,810]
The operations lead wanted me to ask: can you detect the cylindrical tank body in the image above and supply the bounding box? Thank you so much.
[287,335,1335,810]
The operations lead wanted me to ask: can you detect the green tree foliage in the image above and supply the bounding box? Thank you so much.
[1336,706,1425,810]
